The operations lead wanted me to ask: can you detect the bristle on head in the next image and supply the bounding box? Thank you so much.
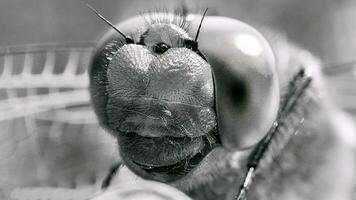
[194,8,208,42]
[86,4,134,43]
[141,8,190,32]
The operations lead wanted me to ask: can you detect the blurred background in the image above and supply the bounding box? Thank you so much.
[1,0,356,65]
[0,0,356,199]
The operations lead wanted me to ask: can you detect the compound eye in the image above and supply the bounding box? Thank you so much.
[153,42,171,54]
[189,16,280,150]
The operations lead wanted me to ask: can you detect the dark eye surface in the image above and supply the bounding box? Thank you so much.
[153,42,171,54]
[184,39,198,50]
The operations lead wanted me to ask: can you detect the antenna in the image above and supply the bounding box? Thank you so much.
[86,4,134,43]
[194,8,208,42]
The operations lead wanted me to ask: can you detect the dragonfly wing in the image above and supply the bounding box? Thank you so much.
[0,43,119,200]
[323,62,356,116]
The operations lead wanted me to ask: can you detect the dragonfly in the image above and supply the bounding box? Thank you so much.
[1,4,356,200]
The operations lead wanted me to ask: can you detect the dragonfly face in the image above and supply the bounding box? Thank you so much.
[106,45,217,182]
[90,14,222,182]
[1,3,355,200]
[90,11,342,199]
[89,11,281,186]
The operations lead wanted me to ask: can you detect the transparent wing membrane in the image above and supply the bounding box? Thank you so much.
[0,43,119,200]
[324,62,356,116]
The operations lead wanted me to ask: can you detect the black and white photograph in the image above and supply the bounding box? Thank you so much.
[1,0,356,199]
